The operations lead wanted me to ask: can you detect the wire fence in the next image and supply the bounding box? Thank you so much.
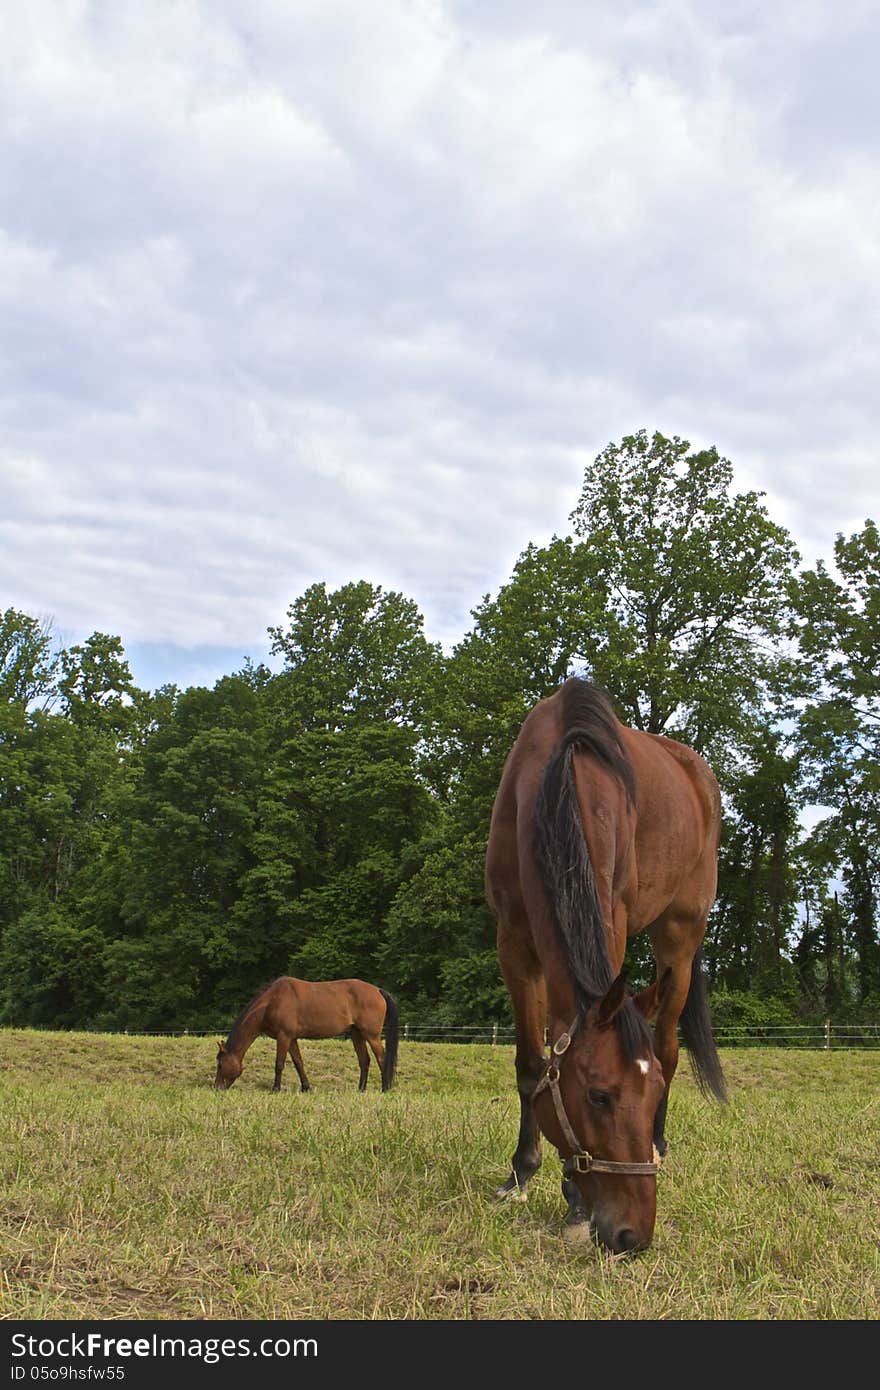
[42,1020,880,1049]
[398,1022,880,1049]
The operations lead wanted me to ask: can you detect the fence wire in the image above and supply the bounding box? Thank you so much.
[27,1021,880,1049]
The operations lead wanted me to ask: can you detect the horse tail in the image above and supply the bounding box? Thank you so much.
[679,946,727,1103]
[378,988,399,1091]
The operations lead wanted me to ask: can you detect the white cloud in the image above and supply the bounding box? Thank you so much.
[1,1,878,682]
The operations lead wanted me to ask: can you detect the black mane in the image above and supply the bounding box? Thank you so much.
[558,677,636,805]
[534,677,652,1059]
[225,978,278,1050]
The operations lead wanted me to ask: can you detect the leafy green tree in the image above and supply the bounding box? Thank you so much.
[569,430,800,765]
[378,824,494,1016]
[268,581,443,734]
[0,707,80,922]
[709,726,802,992]
[444,431,799,813]
[279,722,435,984]
[793,520,880,715]
[0,608,58,708]
[1,904,108,1026]
[102,673,269,1025]
[259,583,442,996]
[437,538,598,816]
[0,628,144,1025]
[58,632,136,733]
[793,520,880,1001]
[433,950,511,1028]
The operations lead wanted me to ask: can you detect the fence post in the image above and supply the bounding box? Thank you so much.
[404,1023,410,1041]
[492,1023,498,1046]
[824,1018,831,1051]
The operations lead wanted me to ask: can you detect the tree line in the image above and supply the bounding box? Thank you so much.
[1,431,878,1033]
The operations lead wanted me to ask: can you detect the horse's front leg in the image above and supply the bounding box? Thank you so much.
[273,1035,289,1092]
[496,938,547,1202]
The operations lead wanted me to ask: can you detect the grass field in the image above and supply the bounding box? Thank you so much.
[1,1028,878,1320]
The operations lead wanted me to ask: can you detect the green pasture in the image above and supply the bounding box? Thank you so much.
[1,1030,878,1320]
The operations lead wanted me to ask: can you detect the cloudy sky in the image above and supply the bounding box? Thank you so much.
[2,1,878,691]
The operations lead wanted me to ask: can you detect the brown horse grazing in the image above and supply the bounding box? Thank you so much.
[486,676,726,1255]
[214,977,399,1093]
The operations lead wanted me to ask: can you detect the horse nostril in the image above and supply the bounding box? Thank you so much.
[615,1228,645,1254]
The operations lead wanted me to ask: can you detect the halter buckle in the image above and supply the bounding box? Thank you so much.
[568,1151,594,1175]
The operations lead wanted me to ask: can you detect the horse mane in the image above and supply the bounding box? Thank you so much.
[225,978,278,1050]
[558,677,636,805]
[534,677,652,1060]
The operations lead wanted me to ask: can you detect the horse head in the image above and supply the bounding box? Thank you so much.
[214,1039,243,1090]
[532,972,667,1254]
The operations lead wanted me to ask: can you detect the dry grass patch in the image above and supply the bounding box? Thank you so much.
[1,1030,878,1319]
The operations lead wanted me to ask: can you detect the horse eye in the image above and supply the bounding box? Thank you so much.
[588,1088,611,1108]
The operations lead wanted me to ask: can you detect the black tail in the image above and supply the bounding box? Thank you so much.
[379,989,399,1091]
[679,947,727,1103]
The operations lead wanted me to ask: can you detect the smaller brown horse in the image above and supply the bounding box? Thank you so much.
[214,977,399,1093]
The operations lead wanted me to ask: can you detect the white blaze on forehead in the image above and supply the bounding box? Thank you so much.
[636,1058,650,1075]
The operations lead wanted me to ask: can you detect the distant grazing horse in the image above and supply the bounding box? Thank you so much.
[486,677,726,1254]
[214,977,399,1093]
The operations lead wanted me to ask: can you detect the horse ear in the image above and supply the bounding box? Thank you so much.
[596,970,628,1028]
[217,1040,227,1054]
[632,981,659,1020]
[631,967,672,1023]
[633,968,673,1021]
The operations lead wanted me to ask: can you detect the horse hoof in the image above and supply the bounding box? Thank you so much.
[495,1180,528,1203]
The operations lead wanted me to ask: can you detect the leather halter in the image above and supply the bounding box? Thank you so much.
[532,1021,659,1177]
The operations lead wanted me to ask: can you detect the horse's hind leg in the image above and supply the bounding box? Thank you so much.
[496,932,547,1201]
[289,1040,311,1093]
[273,1036,289,1092]
[351,1029,370,1091]
[365,1034,387,1091]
